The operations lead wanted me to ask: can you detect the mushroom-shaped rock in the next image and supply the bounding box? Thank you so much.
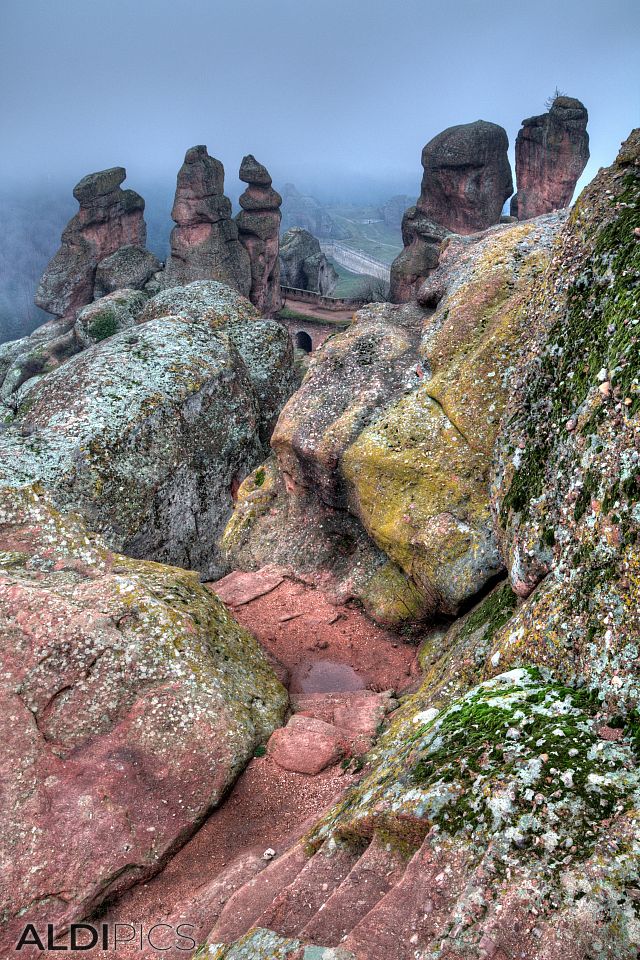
[35,167,147,322]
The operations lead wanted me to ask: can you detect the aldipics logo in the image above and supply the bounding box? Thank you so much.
[15,923,197,952]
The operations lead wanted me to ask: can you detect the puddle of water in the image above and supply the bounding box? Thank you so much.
[290,660,366,694]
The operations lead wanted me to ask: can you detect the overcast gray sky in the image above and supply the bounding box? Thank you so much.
[1,0,638,199]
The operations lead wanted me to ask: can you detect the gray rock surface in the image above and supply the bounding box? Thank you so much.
[279,228,338,295]
[94,244,162,297]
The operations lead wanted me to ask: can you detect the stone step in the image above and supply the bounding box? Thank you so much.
[257,840,362,940]
[211,842,308,944]
[267,715,370,775]
[290,691,397,738]
[300,834,408,947]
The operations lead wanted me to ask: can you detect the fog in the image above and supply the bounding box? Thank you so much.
[0,0,638,340]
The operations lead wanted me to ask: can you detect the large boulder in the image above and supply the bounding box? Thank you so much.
[73,288,148,348]
[0,306,270,580]
[137,281,298,443]
[279,227,338,295]
[162,145,251,294]
[389,121,513,301]
[94,243,162,297]
[417,120,513,234]
[511,96,589,220]
[0,484,286,953]
[236,155,283,316]
[35,167,146,322]
[225,213,564,625]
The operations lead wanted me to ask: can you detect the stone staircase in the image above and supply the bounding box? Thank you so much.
[202,823,466,960]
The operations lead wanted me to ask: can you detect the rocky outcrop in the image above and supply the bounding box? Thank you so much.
[0,484,286,954]
[162,145,251,294]
[279,227,338,295]
[236,155,283,316]
[35,167,146,322]
[418,120,513,234]
[0,282,296,579]
[94,243,162,297]
[224,212,563,626]
[510,96,589,219]
[390,121,513,302]
[73,288,147,348]
[388,208,449,303]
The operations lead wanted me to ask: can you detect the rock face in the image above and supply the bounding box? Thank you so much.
[0,484,287,953]
[279,227,338,295]
[236,155,283,316]
[388,208,449,303]
[73,288,148,348]
[162,145,251,294]
[510,96,589,219]
[224,212,563,626]
[418,120,513,234]
[390,121,513,302]
[0,282,296,579]
[35,167,146,321]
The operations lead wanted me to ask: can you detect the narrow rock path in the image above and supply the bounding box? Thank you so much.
[68,569,418,958]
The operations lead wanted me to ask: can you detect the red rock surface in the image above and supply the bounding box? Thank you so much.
[162,145,251,294]
[510,96,589,219]
[35,167,146,321]
[0,487,286,957]
[236,154,284,316]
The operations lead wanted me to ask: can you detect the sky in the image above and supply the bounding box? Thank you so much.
[0,0,638,201]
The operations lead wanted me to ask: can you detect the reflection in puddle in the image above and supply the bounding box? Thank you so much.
[290,660,365,694]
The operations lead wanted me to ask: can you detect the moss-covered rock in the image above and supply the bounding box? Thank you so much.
[74,287,147,347]
[0,484,287,950]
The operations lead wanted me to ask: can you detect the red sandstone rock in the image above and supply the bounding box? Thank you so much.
[511,96,589,219]
[268,715,346,774]
[35,167,146,321]
[162,145,251,294]
[236,155,284,316]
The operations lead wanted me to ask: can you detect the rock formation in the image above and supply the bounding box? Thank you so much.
[279,227,338,295]
[35,167,146,321]
[235,155,283,316]
[390,121,513,301]
[93,243,161,297]
[0,281,297,579]
[388,208,449,302]
[0,484,286,952]
[224,210,563,625]
[162,145,251,294]
[510,96,589,219]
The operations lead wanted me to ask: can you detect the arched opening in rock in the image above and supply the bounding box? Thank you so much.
[294,330,313,353]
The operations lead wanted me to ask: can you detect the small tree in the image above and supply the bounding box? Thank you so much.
[355,276,390,303]
[545,87,567,111]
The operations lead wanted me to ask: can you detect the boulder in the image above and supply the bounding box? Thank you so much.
[0,313,265,580]
[236,155,283,316]
[74,288,147,348]
[418,120,513,234]
[137,281,298,443]
[162,145,251,294]
[225,215,564,625]
[35,167,146,322]
[0,484,286,953]
[279,227,338,295]
[94,243,162,297]
[511,96,589,219]
[390,121,513,301]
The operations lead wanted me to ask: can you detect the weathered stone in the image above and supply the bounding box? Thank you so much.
[162,145,251,294]
[74,288,147,348]
[0,484,286,952]
[267,716,345,774]
[279,228,338,295]
[389,208,449,303]
[511,96,589,219]
[0,315,265,580]
[137,281,298,442]
[35,167,146,321]
[94,244,162,297]
[418,120,513,234]
[236,155,283,316]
